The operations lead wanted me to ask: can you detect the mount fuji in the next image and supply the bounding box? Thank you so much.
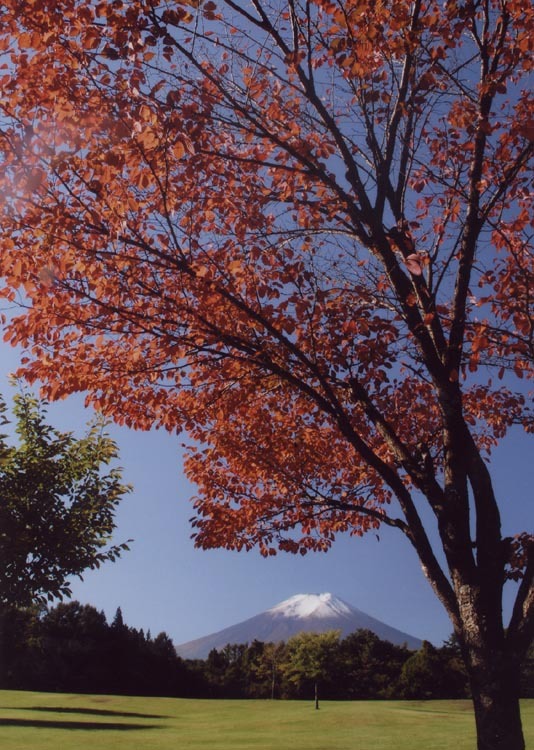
[175,593,422,659]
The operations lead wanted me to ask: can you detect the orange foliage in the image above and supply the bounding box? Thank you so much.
[0,1,531,580]
[3,4,533,742]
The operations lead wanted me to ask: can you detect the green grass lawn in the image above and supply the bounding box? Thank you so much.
[0,691,532,750]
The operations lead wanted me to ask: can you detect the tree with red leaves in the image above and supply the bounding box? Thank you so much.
[0,1,532,747]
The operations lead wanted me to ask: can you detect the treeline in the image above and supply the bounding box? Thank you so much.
[189,630,468,700]
[198,632,534,700]
[0,602,200,697]
[1,601,532,700]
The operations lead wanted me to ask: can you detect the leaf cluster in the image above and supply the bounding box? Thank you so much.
[0,391,131,607]
[0,0,532,707]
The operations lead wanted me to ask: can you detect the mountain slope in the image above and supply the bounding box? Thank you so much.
[176,593,422,659]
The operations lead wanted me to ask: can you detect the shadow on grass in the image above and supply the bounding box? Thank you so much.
[0,717,159,731]
[16,706,169,719]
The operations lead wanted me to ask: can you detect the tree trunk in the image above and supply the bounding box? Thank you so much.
[468,652,525,750]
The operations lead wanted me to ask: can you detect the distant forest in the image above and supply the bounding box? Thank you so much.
[1,601,532,701]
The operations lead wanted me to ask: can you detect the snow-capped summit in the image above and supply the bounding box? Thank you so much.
[176,592,422,659]
[268,593,353,619]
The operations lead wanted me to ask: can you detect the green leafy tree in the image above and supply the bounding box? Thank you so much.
[280,631,341,708]
[246,640,286,699]
[218,643,250,698]
[398,640,461,699]
[438,634,470,698]
[204,647,231,697]
[0,390,131,607]
[0,2,532,744]
[339,629,410,699]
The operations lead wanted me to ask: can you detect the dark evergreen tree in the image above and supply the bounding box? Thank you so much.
[39,601,113,693]
[0,605,42,689]
[111,606,126,631]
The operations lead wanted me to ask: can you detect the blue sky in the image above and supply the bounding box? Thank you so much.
[0,337,531,648]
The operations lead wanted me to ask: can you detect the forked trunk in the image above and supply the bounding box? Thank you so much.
[468,651,525,750]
